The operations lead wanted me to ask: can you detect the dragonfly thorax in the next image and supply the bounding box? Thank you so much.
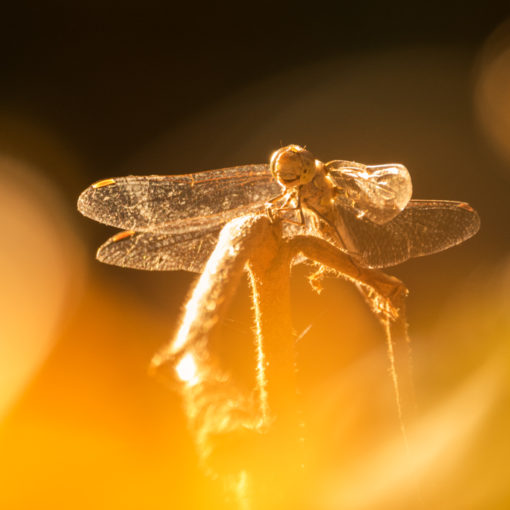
[270,145,318,189]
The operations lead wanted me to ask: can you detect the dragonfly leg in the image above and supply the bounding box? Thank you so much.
[267,188,306,227]
[278,188,306,226]
[267,190,287,205]
[266,190,289,222]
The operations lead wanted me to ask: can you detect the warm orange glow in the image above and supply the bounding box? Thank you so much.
[1,36,509,509]
[317,350,505,509]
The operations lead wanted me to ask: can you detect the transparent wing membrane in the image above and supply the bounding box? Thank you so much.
[78,164,279,234]
[327,160,412,224]
[97,226,222,272]
[337,200,480,268]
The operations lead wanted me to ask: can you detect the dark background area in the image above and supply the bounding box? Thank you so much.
[2,2,510,177]
[1,2,510,509]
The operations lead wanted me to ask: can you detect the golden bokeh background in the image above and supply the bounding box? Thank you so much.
[1,3,509,509]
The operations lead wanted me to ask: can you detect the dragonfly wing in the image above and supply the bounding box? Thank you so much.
[327,160,413,224]
[78,164,279,234]
[337,199,480,268]
[96,227,222,272]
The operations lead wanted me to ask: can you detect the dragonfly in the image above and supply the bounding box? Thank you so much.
[77,145,480,272]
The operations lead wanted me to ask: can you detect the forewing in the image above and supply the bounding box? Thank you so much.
[96,227,222,272]
[338,200,480,268]
[327,160,413,224]
[78,164,279,234]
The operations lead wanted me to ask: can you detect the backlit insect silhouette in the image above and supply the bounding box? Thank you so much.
[77,145,480,272]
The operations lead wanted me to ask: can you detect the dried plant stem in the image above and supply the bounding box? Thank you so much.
[385,302,416,441]
[152,215,270,365]
[151,215,277,474]
[152,214,414,507]
[290,235,415,434]
[246,225,297,426]
[244,225,305,508]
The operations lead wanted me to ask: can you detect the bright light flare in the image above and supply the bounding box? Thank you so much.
[475,17,510,174]
[0,154,85,421]
[175,353,200,386]
[318,349,505,509]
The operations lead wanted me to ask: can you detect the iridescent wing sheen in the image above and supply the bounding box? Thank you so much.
[96,227,222,272]
[336,199,480,268]
[326,160,413,225]
[77,164,279,234]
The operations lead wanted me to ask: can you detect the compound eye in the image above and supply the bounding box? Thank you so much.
[270,145,316,188]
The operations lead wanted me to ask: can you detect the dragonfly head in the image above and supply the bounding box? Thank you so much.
[270,145,318,188]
